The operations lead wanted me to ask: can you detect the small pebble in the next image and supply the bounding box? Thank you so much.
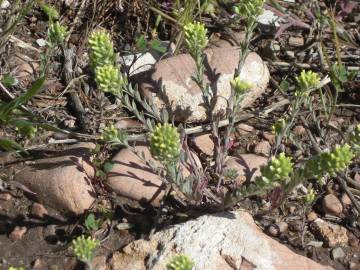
[9,226,27,241]
[289,36,304,47]
[348,262,358,270]
[261,132,275,144]
[348,235,359,247]
[267,221,288,237]
[253,140,271,156]
[307,211,318,222]
[31,203,48,219]
[322,194,343,216]
[306,241,323,248]
[331,247,345,260]
[341,193,351,206]
[0,193,11,201]
[293,125,306,136]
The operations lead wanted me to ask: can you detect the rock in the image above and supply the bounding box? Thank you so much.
[87,255,108,270]
[289,36,304,47]
[31,203,48,219]
[192,134,214,156]
[261,132,275,144]
[14,147,96,215]
[293,125,306,136]
[341,193,351,206]
[235,123,254,135]
[253,140,271,156]
[310,218,348,247]
[307,211,318,222]
[32,258,45,269]
[0,192,11,201]
[348,234,359,247]
[107,145,201,206]
[331,247,345,260]
[121,53,157,76]
[267,222,288,237]
[306,241,324,248]
[110,211,332,270]
[224,154,268,185]
[257,10,282,27]
[9,226,27,241]
[115,119,143,130]
[0,0,10,9]
[322,194,343,216]
[139,47,269,123]
[348,262,358,270]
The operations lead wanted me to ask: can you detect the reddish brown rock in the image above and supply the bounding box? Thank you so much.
[14,145,96,215]
[307,211,318,222]
[9,226,27,241]
[253,140,271,157]
[0,193,12,201]
[261,132,275,144]
[293,125,306,136]
[225,154,268,185]
[139,47,269,123]
[31,203,48,219]
[193,134,214,156]
[322,194,343,216]
[107,145,201,206]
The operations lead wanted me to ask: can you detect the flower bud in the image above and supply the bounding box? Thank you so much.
[88,30,116,68]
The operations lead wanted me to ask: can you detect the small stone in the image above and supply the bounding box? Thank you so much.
[310,218,348,247]
[331,247,345,260]
[307,211,318,222]
[31,203,48,219]
[9,226,27,241]
[0,193,11,201]
[293,125,306,136]
[87,255,108,270]
[341,193,351,206]
[289,36,304,47]
[257,10,282,27]
[288,205,296,214]
[348,234,359,247]
[261,132,275,144]
[235,123,255,135]
[33,258,44,269]
[253,140,271,156]
[322,194,343,216]
[285,51,295,59]
[306,241,324,248]
[115,119,143,130]
[193,134,214,156]
[0,0,10,9]
[268,222,288,237]
[348,262,358,270]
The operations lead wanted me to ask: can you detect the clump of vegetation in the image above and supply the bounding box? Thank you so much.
[167,254,194,270]
[72,235,100,270]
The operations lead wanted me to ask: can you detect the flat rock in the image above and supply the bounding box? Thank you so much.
[14,145,96,215]
[107,145,201,206]
[225,154,268,185]
[139,47,269,123]
[192,133,214,156]
[310,218,348,247]
[110,211,332,270]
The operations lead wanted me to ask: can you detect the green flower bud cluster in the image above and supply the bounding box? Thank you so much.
[88,30,125,96]
[167,255,194,270]
[304,188,316,204]
[88,30,116,68]
[296,70,320,94]
[233,0,265,19]
[101,124,127,144]
[16,125,37,139]
[150,123,180,165]
[304,144,354,179]
[72,235,99,263]
[272,118,286,136]
[48,21,69,45]
[230,76,252,96]
[260,153,293,183]
[184,22,208,59]
[95,64,125,96]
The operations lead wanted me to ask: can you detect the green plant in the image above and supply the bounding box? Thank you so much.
[95,65,125,96]
[85,213,101,232]
[167,254,194,270]
[150,123,181,165]
[88,30,116,68]
[72,235,100,270]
